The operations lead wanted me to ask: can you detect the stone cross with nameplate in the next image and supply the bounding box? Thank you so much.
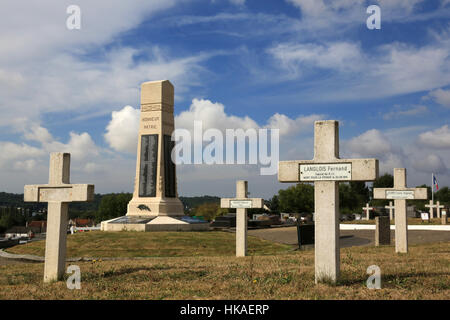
[278,120,379,283]
[221,180,263,257]
[373,168,427,253]
[24,153,94,282]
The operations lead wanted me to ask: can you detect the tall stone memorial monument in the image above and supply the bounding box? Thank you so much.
[102,80,208,231]
[373,168,427,253]
[278,120,379,283]
[24,153,94,282]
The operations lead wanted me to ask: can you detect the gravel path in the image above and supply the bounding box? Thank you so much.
[248,226,450,247]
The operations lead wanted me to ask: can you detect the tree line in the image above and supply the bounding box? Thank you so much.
[1,173,449,232]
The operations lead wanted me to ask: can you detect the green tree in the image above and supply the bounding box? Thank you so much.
[267,195,280,213]
[435,187,450,205]
[193,202,227,221]
[95,193,132,223]
[278,183,314,213]
[373,173,394,188]
[371,173,394,206]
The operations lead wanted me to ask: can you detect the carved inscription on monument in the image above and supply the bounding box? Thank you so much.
[164,135,176,198]
[139,134,158,197]
[142,116,159,130]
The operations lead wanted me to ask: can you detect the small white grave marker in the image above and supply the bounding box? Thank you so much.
[385,201,395,220]
[373,168,427,253]
[221,181,263,257]
[425,200,437,219]
[362,203,373,220]
[436,201,444,219]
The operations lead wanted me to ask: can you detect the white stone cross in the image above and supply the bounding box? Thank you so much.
[24,153,94,282]
[220,180,263,257]
[425,200,437,219]
[373,168,427,253]
[385,201,395,220]
[362,203,373,220]
[278,120,378,283]
[436,201,444,218]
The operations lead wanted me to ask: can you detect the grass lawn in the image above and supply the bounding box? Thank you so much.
[341,218,444,225]
[5,231,293,258]
[0,232,449,299]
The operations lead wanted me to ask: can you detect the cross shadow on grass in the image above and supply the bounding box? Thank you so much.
[337,271,450,287]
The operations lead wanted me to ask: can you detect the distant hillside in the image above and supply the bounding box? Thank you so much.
[0,192,102,211]
[0,192,26,207]
[0,191,220,212]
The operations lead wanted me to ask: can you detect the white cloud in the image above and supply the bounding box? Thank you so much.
[346,129,394,157]
[176,98,259,132]
[343,126,450,185]
[427,88,450,107]
[285,0,426,30]
[105,106,140,154]
[174,98,322,137]
[268,40,450,101]
[265,113,323,136]
[344,129,405,174]
[0,0,212,132]
[417,125,450,149]
[0,142,45,169]
[0,46,211,128]
[268,42,364,79]
[383,105,428,120]
[0,0,181,64]
[412,154,447,174]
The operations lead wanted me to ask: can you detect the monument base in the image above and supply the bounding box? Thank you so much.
[126,197,185,216]
[101,215,210,232]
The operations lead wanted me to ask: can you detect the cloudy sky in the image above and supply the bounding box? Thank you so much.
[0,0,449,199]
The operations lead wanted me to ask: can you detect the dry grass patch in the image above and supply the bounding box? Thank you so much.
[6,231,292,258]
[0,241,448,300]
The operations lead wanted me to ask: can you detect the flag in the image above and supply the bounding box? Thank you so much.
[433,174,439,191]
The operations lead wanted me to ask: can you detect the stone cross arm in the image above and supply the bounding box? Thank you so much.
[385,202,395,209]
[24,184,95,203]
[221,198,264,209]
[278,159,378,183]
[425,201,437,209]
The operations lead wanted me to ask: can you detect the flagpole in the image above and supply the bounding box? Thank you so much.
[432,173,434,203]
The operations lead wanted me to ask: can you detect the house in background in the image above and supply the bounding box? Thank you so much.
[68,218,95,228]
[26,221,47,234]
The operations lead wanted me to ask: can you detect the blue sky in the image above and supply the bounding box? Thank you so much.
[0,0,449,199]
